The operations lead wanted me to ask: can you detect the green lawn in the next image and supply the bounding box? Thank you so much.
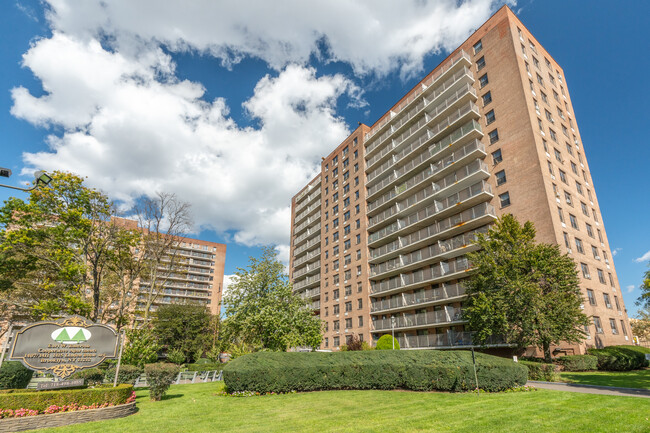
[33,382,650,433]
[560,369,650,389]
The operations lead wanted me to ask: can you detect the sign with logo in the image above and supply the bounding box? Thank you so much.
[9,316,119,379]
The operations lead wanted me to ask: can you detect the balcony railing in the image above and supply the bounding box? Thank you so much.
[368,180,492,245]
[293,247,321,268]
[301,287,321,300]
[295,177,321,204]
[293,236,321,258]
[293,274,321,291]
[370,256,471,295]
[369,228,486,278]
[295,199,321,224]
[371,282,466,313]
[294,213,321,236]
[293,261,321,279]
[372,307,463,331]
[365,50,471,145]
[293,223,321,247]
[310,300,321,310]
[396,331,507,349]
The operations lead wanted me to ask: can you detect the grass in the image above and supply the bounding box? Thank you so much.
[31,382,650,433]
[560,369,650,389]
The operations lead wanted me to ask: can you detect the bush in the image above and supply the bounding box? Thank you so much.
[520,361,559,381]
[375,335,400,350]
[185,363,221,371]
[587,345,650,371]
[144,363,179,401]
[122,328,160,368]
[166,348,186,365]
[105,364,143,385]
[0,384,132,411]
[70,367,105,386]
[557,355,598,372]
[0,361,34,390]
[223,350,527,393]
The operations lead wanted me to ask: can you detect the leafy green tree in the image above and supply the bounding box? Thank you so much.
[631,308,650,341]
[375,334,399,350]
[122,328,161,367]
[463,214,590,362]
[221,247,322,351]
[153,303,214,363]
[636,263,650,310]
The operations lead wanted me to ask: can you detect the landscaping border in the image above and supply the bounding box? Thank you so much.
[0,401,136,432]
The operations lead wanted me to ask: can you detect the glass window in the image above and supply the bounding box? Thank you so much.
[489,129,499,144]
[486,110,496,125]
[477,56,486,70]
[581,263,590,279]
[499,192,511,208]
[593,316,603,334]
[495,170,507,186]
[586,289,596,305]
[575,238,584,254]
[491,149,502,165]
[482,91,492,105]
[479,73,488,88]
[473,40,483,54]
[609,319,618,335]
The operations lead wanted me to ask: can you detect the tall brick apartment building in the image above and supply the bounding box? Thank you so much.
[289,6,631,354]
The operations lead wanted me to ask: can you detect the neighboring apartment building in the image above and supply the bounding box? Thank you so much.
[289,5,631,354]
[113,217,227,318]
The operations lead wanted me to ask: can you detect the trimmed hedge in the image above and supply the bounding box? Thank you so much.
[0,384,133,411]
[519,361,559,382]
[70,367,105,386]
[375,335,399,350]
[186,363,221,371]
[557,355,598,372]
[0,361,34,390]
[587,345,650,371]
[145,363,179,401]
[105,364,143,385]
[223,350,527,393]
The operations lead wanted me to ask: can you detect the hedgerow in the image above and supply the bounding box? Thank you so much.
[223,350,527,393]
[0,362,33,390]
[519,361,559,381]
[587,345,650,371]
[557,355,598,372]
[0,384,133,411]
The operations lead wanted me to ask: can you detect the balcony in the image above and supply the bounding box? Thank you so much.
[300,287,321,300]
[366,101,481,187]
[293,247,321,268]
[293,261,321,279]
[396,331,508,350]
[293,236,321,258]
[365,50,471,149]
[293,274,321,291]
[367,179,493,247]
[293,222,321,248]
[295,199,321,225]
[371,282,466,314]
[370,256,471,296]
[372,307,464,332]
[295,177,321,205]
[310,300,321,310]
[366,78,476,170]
[369,228,486,279]
[293,212,321,236]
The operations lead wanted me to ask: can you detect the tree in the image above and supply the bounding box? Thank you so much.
[636,263,650,310]
[135,192,193,323]
[631,308,650,341]
[122,328,160,367]
[153,303,214,363]
[463,214,590,362]
[221,247,322,351]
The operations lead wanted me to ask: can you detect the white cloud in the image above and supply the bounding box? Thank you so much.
[612,248,621,256]
[42,0,508,78]
[634,250,650,263]
[626,285,635,293]
[222,274,236,298]
[12,0,511,253]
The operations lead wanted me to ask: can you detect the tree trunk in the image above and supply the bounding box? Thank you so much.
[542,341,552,363]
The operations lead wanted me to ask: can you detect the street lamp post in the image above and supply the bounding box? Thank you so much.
[391,316,395,350]
[0,170,53,192]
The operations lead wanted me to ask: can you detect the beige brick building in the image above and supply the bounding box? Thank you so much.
[289,5,632,354]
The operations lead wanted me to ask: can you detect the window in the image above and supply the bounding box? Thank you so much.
[345,301,352,312]
[549,128,557,142]
[586,289,596,305]
[581,202,589,216]
[559,169,567,184]
[344,254,351,266]
[344,210,350,221]
[332,192,338,201]
[564,191,573,206]
[529,41,537,53]
[333,205,339,215]
[581,263,590,279]
[597,269,606,284]
[495,170,507,186]
[345,318,352,329]
[486,110,496,125]
[355,219,360,229]
[354,163,359,172]
[603,293,612,309]
[356,234,361,244]
[344,239,351,250]
[332,180,338,189]
[333,231,339,241]
[479,74,488,88]
[559,107,566,121]
[536,73,544,87]
[473,40,483,54]
[333,245,339,255]
[343,184,350,194]
[546,110,555,124]
[358,316,364,327]
[355,190,359,200]
[592,208,599,223]
[575,238,584,254]
[609,319,618,335]
[592,245,600,260]
[324,337,328,347]
[521,44,527,56]
[332,156,338,165]
[558,207,565,223]
[593,316,603,334]
[356,265,361,276]
[333,289,339,299]
[534,99,540,114]
[343,197,350,207]
[586,223,594,237]
[334,304,340,314]
[499,192,511,208]
[532,56,539,68]
[547,161,554,175]
[608,272,615,287]
[621,320,628,336]
[569,213,578,229]
[482,91,492,105]
[563,232,570,248]
[332,167,338,177]
[344,225,351,235]
[333,336,340,347]
[571,162,578,174]
[333,217,339,228]
[597,229,603,243]
[477,56,486,70]
[525,61,530,73]
[357,281,362,293]
[354,150,358,158]
[343,169,349,179]
[489,129,499,144]
[554,148,562,162]
[491,149,502,164]
[354,176,359,186]
[538,118,544,132]
[333,259,339,270]
[553,89,559,102]
[356,249,361,260]
[358,298,363,309]
[541,91,548,104]
[548,72,556,86]
[355,204,360,214]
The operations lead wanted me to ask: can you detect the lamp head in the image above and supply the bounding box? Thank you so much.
[34,171,53,186]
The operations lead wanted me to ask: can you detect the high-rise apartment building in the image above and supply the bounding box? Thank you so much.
[289,6,631,354]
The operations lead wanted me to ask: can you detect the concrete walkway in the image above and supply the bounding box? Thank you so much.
[528,381,650,398]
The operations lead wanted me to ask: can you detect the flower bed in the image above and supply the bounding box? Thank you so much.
[0,392,136,419]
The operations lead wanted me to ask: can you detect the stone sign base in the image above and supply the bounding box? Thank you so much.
[0,402,136,432]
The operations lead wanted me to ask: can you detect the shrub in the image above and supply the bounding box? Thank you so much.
[557,355,598,372]
[70,367,105,386]
[520,361,559,381]
[144,363,179,401]
[0,361,34,390]
[587,345,650,371]
[375,335,400,350]
[0,384,132,411]
[186,363,221,371]
[122,328,160,368]
[166,348,186,365]
[223,350,527,393]
[105,364,143,385]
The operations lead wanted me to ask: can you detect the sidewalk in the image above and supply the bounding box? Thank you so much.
[528,381,650,398]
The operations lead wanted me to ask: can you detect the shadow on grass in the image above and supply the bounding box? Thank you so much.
[561,369,650,390]
[160,394,184,400]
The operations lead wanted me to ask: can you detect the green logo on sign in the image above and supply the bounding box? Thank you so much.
[50,327,91,344]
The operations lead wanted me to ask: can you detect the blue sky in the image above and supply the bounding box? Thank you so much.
[0,1,648,317]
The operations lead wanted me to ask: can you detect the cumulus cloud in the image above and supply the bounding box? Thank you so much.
[42,0,508,78]
[612,247,621,256]
[626,285,635,293]
[222,274,236,298]
[635,250,650,263]
[12,0,510,253]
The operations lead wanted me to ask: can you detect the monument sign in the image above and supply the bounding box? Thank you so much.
[9,316,119,379]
